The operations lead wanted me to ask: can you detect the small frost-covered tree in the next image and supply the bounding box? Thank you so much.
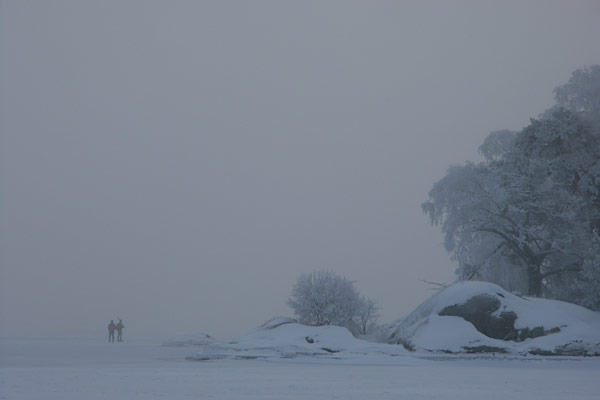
[356,297,380,335]
[287,270,377,336]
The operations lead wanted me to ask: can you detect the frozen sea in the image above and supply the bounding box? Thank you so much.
[1,337,599,399]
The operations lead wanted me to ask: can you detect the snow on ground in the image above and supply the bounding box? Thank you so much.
[2,337,600,400]
[390,281,600,356]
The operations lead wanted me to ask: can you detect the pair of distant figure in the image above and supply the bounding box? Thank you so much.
[108,319,125,343]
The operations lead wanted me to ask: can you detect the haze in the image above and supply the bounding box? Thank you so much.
[1,1,599,340]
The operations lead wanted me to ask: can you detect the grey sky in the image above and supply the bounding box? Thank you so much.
[1,1,599,340]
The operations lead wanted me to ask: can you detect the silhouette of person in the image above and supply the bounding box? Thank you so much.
[116,319,124,342]
[108,320,116,343]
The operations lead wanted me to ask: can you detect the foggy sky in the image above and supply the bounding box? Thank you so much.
[1,1,599,340]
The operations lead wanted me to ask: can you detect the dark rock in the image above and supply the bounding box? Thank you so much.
[528,348,555,356]
[438,294,563,343]
[503,330,519,341]
[555,342,600,357]
[516,326,561,341]
[529,342,599,357]
[399,339,415,352]
[462,345,508,354]
[518,328,530,342]
[305,336,314,344]
[555,347,589,357]
[439,294,517,340]
[321,347,339,353]
[529,327,545,338]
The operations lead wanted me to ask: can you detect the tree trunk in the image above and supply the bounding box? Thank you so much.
[527,265,543,297]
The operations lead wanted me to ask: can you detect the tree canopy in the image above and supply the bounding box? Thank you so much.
[423,66,600,310]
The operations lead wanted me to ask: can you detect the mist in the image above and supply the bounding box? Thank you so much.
[1,0,599,340]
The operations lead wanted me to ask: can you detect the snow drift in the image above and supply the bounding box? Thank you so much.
[389,281,600,356]
[187,317,408,361]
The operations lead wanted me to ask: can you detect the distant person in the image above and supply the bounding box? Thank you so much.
[116,319,124,342]
[108,320,116,343]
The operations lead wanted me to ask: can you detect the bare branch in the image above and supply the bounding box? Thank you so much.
[541,264,582,279]
[420,279,448,289]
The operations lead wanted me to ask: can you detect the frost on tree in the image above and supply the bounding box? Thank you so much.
[423,66,600,310]
[554,65,600,129]
[287,270,379,336]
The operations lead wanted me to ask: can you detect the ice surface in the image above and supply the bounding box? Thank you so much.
[2,337,600,400]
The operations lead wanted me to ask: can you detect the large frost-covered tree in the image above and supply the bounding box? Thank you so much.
[554,65,600,129]
[423,67,600,309]
[287,270,378,336]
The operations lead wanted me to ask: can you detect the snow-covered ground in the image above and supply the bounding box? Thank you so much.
[1,337,599,399]
[188,321,409,361]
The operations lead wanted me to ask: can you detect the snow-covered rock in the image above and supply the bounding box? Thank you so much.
[187,319,409,361]
[161,332,215,347]
[389,281,600,356]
